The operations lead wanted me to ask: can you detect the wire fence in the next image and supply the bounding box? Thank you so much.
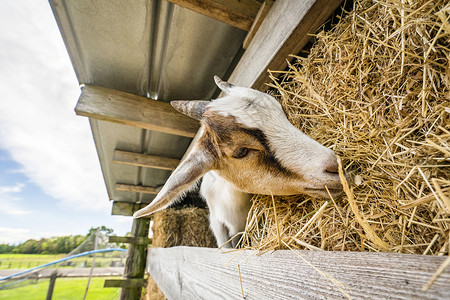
[0,231,128,299]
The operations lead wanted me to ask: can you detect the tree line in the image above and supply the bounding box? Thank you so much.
[0,226,120,254]
[0,235,86,254]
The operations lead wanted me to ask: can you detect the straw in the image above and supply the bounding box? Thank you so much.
[239,0,449,258]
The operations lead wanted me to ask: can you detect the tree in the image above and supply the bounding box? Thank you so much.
[0,244,14,254]
[0,226,116,254]
[87,226,114,237]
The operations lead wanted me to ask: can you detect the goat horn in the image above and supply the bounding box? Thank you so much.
[171,100,210,121]
[214,75,234,94]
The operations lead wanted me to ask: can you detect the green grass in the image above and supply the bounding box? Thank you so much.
[0,254,64,269]
[0,277,121,300]
[0,254,124,269]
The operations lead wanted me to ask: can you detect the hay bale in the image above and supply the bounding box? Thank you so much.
[144,276,166,300]
[152,209,181,248]
[147,207,216,300]
[241,0,449,255]
[152,207,216,248]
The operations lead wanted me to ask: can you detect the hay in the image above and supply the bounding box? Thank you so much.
[144,276,166,300]
[240,0,450,256]
[152,207,216,248]
[147,207,216,300]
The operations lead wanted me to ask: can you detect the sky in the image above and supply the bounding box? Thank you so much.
[0,1,131,244]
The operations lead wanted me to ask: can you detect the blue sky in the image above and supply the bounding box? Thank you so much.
[0,1,131,243]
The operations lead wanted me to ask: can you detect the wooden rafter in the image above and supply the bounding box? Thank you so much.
[113,150,180,171]
[111,202,146,216]
[167,0,261,31]
[75,85,200,138]
[229,0,344,91]
[115,183,160,195]
[242,0,274,49]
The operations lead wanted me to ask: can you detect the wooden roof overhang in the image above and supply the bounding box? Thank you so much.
[51,0,343,215]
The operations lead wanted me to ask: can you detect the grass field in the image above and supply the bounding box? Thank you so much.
[0,253,125,269]
[0,276,121,300]
[0,254,64,269]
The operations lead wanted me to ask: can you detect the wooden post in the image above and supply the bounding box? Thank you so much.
[45,271,58,300]
[119,218,150,300]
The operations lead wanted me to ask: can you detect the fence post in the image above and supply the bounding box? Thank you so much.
[46,270,58,300]
[119,218,150,300]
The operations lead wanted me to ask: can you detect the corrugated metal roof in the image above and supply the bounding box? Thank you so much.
[50,0,246,204]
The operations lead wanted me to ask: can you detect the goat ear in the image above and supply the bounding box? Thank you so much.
[171,100,210,121]
[214,75,235,94]
[133,147,212,218]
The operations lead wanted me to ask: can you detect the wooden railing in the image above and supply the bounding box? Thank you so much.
[148,247,450,299]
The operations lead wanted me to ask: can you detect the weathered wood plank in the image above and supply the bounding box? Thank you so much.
[120,218,150,299]
[104,278,147,288]
[75,85,199,138]
[148,247,450,300]
[115,183,160,195]
[229,0,344,91]
[167,0,261,31]
[242,0,273,49]
[109,236,152,245]
[111,202,147,216]
[113,150,180,171]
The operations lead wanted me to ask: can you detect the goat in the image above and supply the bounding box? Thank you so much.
[134,76,342,247]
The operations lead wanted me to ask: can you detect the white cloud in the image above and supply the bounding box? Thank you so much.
[3,208,32,216]
[0,227,72,244]
[0,1,108,211]
[0,183,25,194]
[0,183,31,216]
[0,227,30,244]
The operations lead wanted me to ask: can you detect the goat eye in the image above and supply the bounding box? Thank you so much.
[232,147,250,159]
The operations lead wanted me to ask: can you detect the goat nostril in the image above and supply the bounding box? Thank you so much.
[325,161,339,175]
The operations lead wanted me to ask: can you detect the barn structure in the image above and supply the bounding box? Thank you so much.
[50,0,449,299]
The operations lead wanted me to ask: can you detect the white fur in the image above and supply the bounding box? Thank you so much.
[201,171,251,247]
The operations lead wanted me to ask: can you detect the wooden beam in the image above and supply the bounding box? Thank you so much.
[243,0,274,49]
[229,0,344,91]
[167,0,261,31]
[111,202,147,216]
[104,278,147,288]
[75,85,199,138]
[109,236,152,245]
[148,247,450,299]
[113,150,180,171]
[115,183,160,195]
[120,218,150,299]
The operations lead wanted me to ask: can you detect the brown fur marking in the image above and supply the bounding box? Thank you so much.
[199,110,303,188]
